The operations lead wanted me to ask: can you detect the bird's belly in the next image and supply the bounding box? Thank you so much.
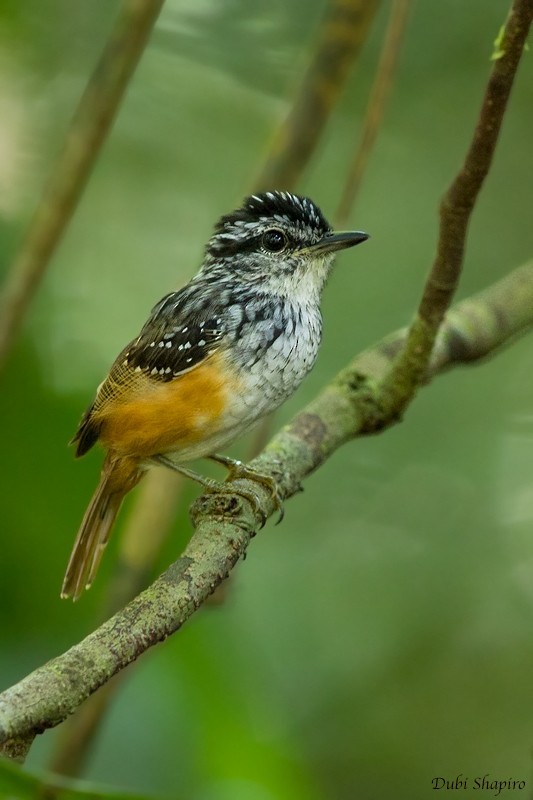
[98,329,319,463]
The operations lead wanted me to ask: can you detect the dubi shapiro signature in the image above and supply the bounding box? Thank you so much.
[432,775,526,796]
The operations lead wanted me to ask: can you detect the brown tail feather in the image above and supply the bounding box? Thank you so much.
[61,454,142,600]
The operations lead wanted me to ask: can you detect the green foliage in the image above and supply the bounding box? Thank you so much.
[491,25,506,61]
[0,757,153,800]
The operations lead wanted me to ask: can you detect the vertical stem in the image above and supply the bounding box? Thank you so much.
[335,0,411,226]
[0,0,166,371]
[254,0,381,191]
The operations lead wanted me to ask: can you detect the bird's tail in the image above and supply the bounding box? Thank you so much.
[61,454,142,600]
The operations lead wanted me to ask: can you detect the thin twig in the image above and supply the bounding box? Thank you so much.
[354,262,533,379]
[335,0,411,226]
[0,260,532,757]
[253,0,381,192]
[0,0,166,371]
[378,0,533,417]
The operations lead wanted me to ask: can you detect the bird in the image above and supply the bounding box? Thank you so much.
[62,191,369,600]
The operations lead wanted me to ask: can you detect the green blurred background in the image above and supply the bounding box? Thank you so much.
[1,1,533,798]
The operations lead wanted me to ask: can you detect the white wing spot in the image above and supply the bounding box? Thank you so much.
[198,339,206,347]
[165,341,172,348]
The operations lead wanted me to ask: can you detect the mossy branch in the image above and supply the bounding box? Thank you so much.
[0,261,532,759]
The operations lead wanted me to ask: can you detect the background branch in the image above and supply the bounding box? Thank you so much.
[335,0,411,226]
[0,0,165,372]
[253,0,381,191]
[0,260,532,756]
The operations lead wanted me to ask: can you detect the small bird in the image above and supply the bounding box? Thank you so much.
[62,191,368,599]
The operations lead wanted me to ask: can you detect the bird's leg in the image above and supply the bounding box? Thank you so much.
[151,454,269,526]
[209,454,284,524]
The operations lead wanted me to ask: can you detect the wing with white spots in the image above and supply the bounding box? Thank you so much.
[122,292,224,381]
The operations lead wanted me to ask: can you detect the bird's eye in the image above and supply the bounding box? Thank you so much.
[262,229,287,253]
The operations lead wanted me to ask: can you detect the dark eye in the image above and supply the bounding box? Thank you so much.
[262,229,287,253]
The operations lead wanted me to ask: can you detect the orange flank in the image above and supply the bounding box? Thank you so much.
[95,350,236,459]
[61,351,241,599]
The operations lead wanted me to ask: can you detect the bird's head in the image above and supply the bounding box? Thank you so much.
[203,191,368,300]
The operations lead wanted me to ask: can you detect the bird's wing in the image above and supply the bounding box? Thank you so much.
[72,289,227,455]
[119,290,225,381]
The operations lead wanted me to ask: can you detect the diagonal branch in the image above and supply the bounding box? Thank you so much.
[378,0,533,417]
[0,261,532,757]
[0,0,165,371]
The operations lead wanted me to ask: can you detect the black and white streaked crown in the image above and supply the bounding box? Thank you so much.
[206,191,332,258]
[216,191,331,234]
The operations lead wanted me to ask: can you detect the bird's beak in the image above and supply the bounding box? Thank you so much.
[306,230,369,255]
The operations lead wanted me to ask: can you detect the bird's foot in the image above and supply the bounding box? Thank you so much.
[152,454,282,527]
[209,454,284,525]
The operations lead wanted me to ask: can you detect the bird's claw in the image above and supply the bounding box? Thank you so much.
[210,455,284,524]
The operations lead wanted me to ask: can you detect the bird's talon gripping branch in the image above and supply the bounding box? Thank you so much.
[207,481,266,527]
[210,454,284,524]
[153,455,268,526]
